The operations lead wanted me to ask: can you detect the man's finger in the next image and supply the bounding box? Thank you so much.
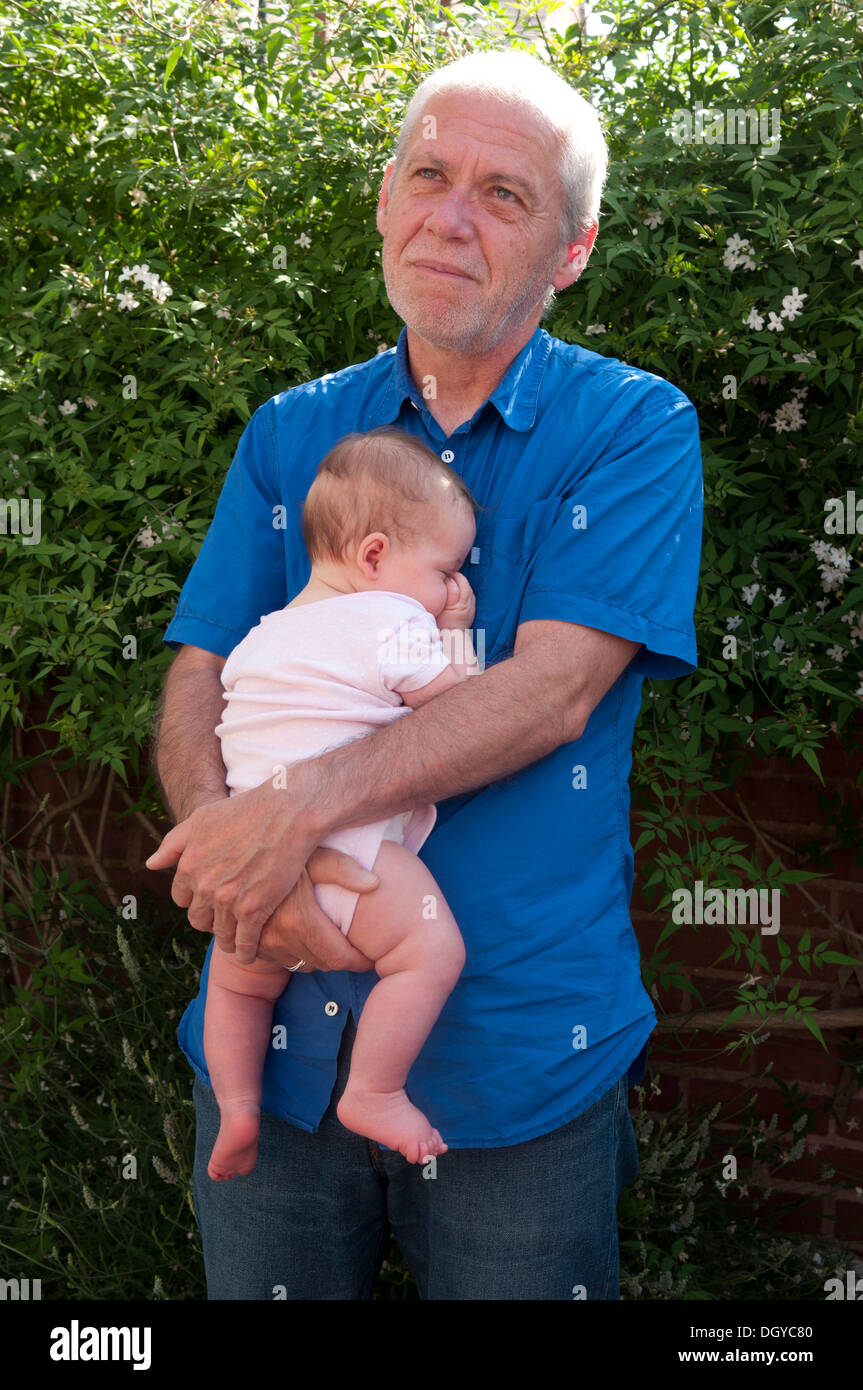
[211,906,236,952]
[307,847,380,893]
[170,870,194,911]
[187,903,216,936]
[233,914,266,966]
[145,825,187,870]
[256,922,327,973]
